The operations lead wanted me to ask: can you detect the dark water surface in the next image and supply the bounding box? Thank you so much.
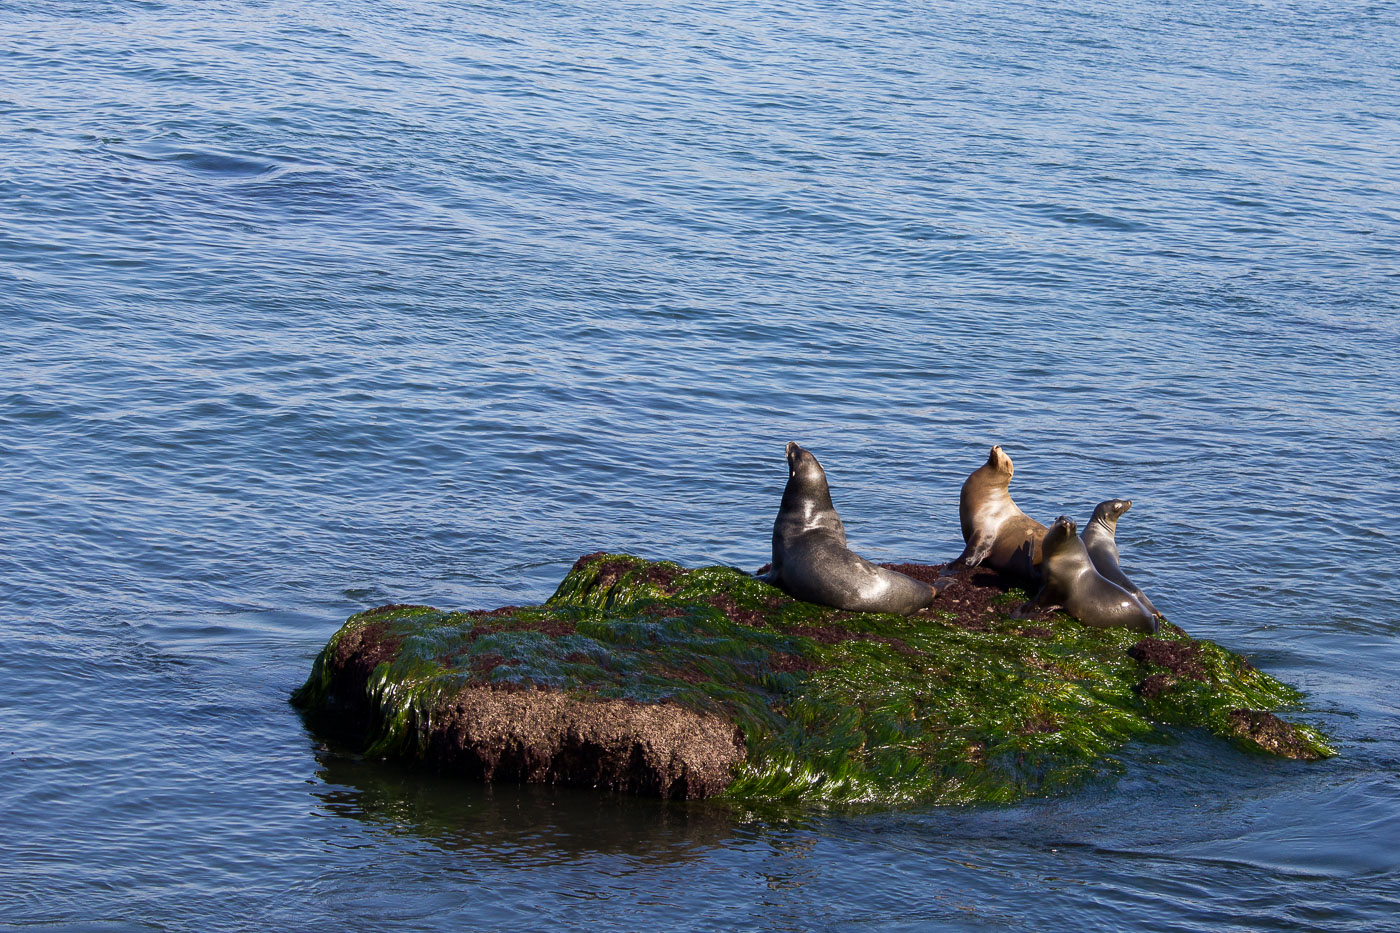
[3,0,1398,929]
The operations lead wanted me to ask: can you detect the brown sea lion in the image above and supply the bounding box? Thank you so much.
[761,443,939,615]
[1026,516,1157,633]
[952,445,1047,581]
[1082,499,1161,618]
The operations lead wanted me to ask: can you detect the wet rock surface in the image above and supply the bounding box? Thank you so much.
[1226,709,1330,761]
[1129,637,1208,681]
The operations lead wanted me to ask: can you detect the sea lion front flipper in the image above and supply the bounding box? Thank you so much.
[1013,585,1059,619]
[954,532,996,569]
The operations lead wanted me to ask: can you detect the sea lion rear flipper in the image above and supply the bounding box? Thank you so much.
[931,572,959,597]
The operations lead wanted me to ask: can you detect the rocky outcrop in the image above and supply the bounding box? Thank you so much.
[292,553,1334,804]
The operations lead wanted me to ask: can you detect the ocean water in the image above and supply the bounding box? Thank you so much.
[2,0,1398,929]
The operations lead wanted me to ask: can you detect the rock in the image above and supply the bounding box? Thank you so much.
[1225,709,1331,761]
[292,553,1334,804]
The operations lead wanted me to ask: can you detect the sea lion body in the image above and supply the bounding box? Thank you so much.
[763,443,936,615]
[954,445,1047,581]
[1031,516,1157,633]
[1081,499,1161,618]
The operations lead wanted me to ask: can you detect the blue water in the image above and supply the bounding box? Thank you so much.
[3,0,1398,929]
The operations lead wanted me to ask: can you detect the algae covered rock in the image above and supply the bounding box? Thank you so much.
[292,553,1333,804]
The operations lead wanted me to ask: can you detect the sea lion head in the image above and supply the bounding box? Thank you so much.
[785,442,829,490]
[781,442,836,516]
[1090,499,1132,529]
[985,444,1014,477]
[1043,515,1077,554]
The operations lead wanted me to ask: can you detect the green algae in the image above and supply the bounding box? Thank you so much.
[294,553,1335,805]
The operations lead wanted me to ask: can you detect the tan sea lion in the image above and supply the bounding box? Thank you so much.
[761,443,939,615]
[1026,516,1157,633]
[1082,499,1161,618]
[952,445,1047,581]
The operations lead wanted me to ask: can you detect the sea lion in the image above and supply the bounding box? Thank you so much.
[1026,516,1157,633]
[1082,499,1161,618]
[761,442,939,615]
[952,445,1048,581]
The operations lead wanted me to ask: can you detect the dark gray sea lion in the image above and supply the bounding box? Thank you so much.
[761,442,938,615]
[1082,499,1161,618]
[952,445,1048,581]
[1026,516,1157,633]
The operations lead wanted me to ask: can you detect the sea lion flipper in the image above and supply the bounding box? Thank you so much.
[1011,599,1054,619]
[1013,585,1056,618]
[955,532,995,568]
[931,572,959,597]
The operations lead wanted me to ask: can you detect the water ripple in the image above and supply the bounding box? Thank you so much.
[3,0,1399,928]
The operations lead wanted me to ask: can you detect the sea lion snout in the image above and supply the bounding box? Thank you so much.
[784,442,824,482]
[987,445,1013,475]
[785,441,803,473]
[1050,515,1077,538]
